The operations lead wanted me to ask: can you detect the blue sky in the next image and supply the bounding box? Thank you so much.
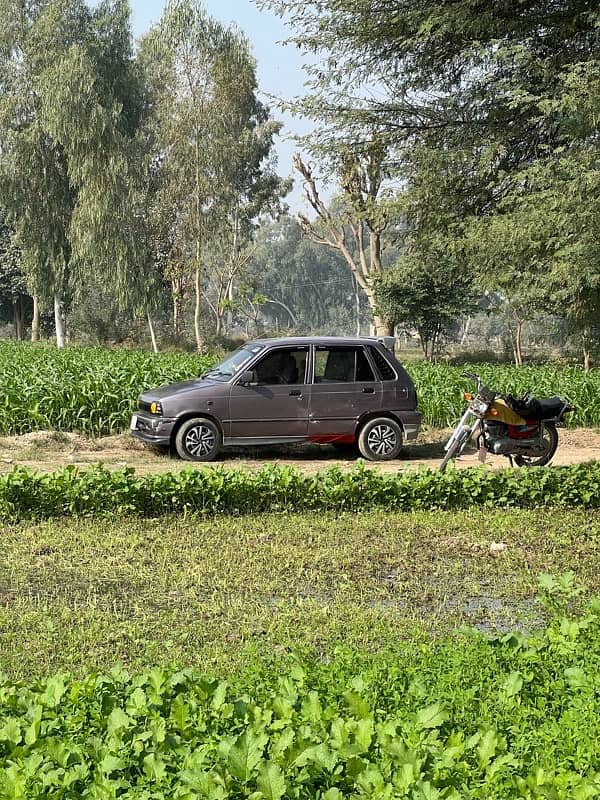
[128,0,314,208]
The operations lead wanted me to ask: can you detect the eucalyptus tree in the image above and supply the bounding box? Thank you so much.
[245,215,361,334]
[0,0,146,346]
[203,55,290,337]
[141,0,286,350]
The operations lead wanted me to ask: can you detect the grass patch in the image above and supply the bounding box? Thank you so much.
[1,508,598,680]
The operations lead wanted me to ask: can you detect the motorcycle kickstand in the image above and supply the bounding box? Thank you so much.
[508,455,514,467]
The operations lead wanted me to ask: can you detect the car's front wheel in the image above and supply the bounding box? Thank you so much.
[174,417,222,461]
[358,417,403,461]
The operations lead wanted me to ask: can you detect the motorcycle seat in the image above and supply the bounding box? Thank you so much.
[536,396,567,419]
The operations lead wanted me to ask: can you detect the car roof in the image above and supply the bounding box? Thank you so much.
[245,336,392,348]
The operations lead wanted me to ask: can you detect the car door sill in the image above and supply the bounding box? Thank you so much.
[223,436,307,446]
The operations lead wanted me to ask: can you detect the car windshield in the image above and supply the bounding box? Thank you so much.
[201,344,264,381]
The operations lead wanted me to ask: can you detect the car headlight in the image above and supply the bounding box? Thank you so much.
[150,401,163,415]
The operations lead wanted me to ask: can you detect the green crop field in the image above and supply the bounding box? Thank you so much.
[407,361,600,428]
[0,342,215,436]
[0,342,598,436]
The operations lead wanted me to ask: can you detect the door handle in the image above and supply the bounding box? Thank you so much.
[362,387,375,394]
[289,389,302,397]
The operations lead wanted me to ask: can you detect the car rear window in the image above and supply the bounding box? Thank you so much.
[368,346,397,380]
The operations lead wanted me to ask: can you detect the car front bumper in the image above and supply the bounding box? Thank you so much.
[130,412,176,447]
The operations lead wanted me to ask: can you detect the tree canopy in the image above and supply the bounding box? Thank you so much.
[260,0,600,363]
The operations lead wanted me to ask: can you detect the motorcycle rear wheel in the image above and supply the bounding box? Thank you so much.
[513,422,559,467]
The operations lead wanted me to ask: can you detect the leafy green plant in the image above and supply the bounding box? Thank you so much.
[0,591,600,798]
[1,460,600,520]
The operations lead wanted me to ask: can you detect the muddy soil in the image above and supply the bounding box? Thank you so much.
[0,427,598,476]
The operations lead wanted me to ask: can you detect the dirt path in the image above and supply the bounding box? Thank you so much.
[0,427,598,476]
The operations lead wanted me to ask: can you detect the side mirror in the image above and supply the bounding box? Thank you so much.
[239,369,256,385]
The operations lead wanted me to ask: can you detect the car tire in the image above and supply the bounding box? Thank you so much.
[174,417,222,462]
[358,417,403,461]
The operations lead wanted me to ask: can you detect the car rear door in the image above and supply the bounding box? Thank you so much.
[307,345,382,442]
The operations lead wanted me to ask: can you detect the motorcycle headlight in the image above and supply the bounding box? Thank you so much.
[469,397,489,416]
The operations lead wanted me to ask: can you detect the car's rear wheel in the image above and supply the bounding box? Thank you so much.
[175,417,222,462]
[358,417,403,461]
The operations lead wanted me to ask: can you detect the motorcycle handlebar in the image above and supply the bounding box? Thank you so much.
[461,371,480,381]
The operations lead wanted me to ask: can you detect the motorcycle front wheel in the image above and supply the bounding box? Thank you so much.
[514,422,559,467]
[439,425,472,472]
[439,439,461,472]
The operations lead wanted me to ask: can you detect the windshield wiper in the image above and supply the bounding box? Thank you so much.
[201,369,232,379]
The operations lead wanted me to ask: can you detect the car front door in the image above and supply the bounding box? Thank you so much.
[227,346,310,442]
[307,345,382,442]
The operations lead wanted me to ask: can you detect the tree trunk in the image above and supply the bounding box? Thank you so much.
[584,347,591,372]
[373,315,393,336]
[364,284,392,336]
[193,135,204,353]
[13,298,24,340]
[583,327,592,372]
[431,329,439,363]
[354,276,361,336]
[514,319,524,367]
[31,295,40,342]
[171,278,181,339]
[266,298,297,327]
[147,312,159,353]
[194,263,203,352]
[460,316,471,346]
[54,293,66,348]
[226,281,234,334]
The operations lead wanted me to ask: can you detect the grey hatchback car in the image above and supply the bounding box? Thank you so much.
[130,336,421,461]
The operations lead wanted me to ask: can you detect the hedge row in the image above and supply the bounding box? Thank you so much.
[1,461,599,519]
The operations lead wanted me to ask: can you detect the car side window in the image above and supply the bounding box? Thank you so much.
[253,349,306,385]
[314,347,375,383]
[368,346,397,380]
